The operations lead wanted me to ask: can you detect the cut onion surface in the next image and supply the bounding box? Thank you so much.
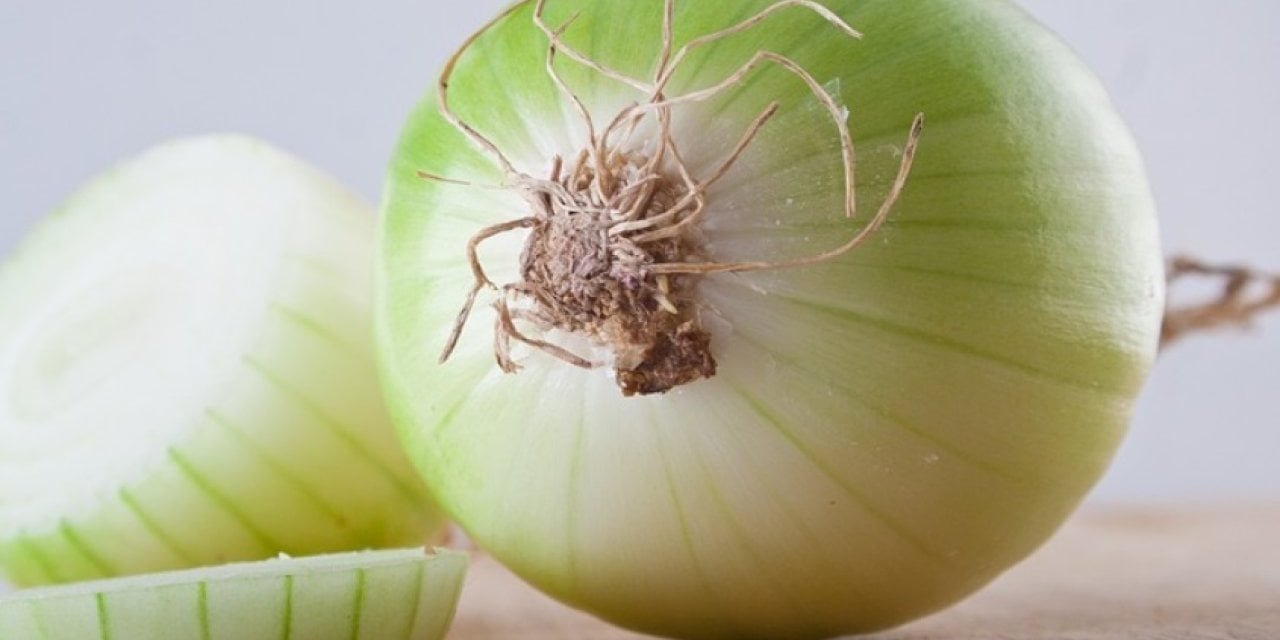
[0,136,442,586]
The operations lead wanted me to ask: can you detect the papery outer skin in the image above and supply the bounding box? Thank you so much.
[0,136,443,586]
[0,547,467,639]
[377,0,1163,637]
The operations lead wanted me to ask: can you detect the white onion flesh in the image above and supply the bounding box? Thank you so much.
[0,136,442,586]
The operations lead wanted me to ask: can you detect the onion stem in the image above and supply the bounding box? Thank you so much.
[1160,256,1280,348]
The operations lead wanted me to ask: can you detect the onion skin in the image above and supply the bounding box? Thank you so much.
[377,0,1162,638]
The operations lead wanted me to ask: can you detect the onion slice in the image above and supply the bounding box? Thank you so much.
[0,547,466,639]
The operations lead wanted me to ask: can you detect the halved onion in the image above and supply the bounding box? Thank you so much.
[0,136,442,586]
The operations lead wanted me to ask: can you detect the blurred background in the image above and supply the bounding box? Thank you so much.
[1,0,1276,507]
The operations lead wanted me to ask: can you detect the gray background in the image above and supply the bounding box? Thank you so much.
[1,0,1277,504]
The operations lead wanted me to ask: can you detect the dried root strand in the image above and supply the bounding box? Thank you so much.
[545,15,595,137]
[533,0,651,92]
[439,217,537,363]
[437,24,521,179]
[649,111,923,275]
[495,292,596,372]
[643,48,861,221]
[629,101,780,244]
[1161,256,1280,348]
[652,0,862,97]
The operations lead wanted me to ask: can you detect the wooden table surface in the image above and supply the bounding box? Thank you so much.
[450,505,1280,639]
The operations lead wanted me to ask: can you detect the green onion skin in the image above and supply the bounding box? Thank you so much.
[378,1,1162,637]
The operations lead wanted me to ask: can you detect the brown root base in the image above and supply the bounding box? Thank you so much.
[510,150,718,394]
[430,0,924,396]
[615,320,717,396]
